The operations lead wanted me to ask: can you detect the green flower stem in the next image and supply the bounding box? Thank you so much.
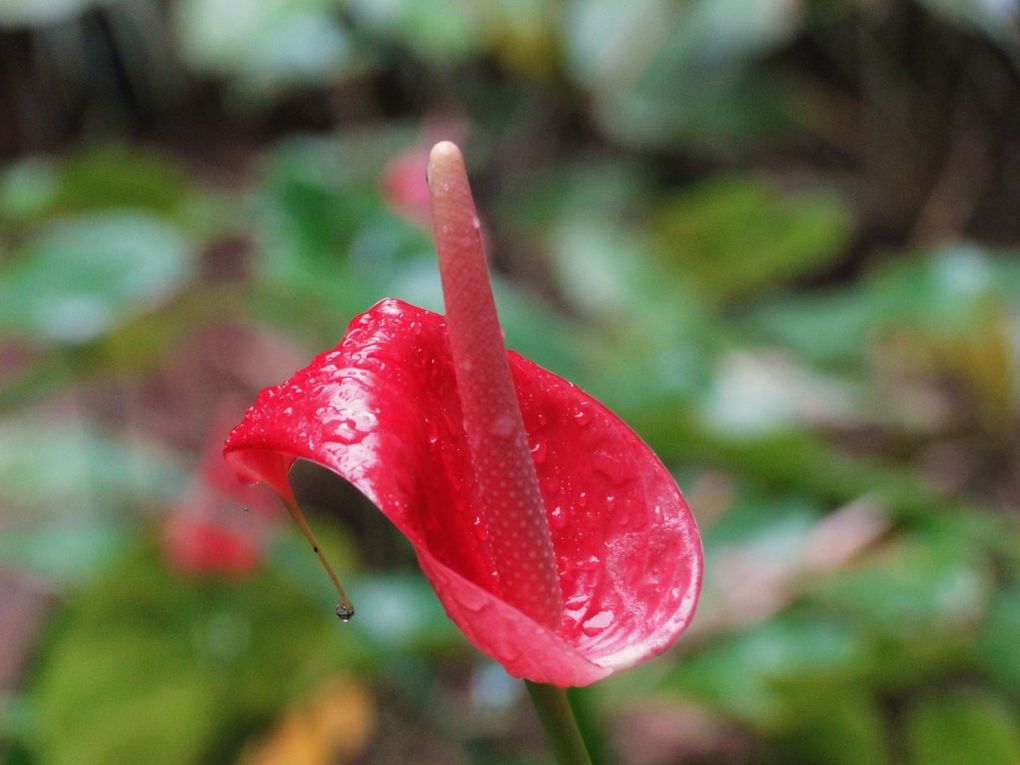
[525,681,594,765]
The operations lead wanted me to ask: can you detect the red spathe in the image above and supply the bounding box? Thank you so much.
[224,299,702,686]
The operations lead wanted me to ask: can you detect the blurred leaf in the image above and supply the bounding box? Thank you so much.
[0,147,193,227]
[868,244,1020,335]
[0,0,100,27]
[906,691,1020,765]
[239,677,373,765]
[701,349,859,438]
[750,243,1020,430]
[270,516,461,657]
[809,539,991,654]
[346,0,556,70]
[976,585,1020,696]
[347,0,483,62]
[701,486,820,549]
[752,243,1020,367]
[547,212,716,406]
[0,211,193,344]
[0,157,61,224]
[665,611,869,725]
[0,419,184,515]
[347,572,458,654]
[749,288,877,368]
[871,245,1020,427]
[0,420,183,583]
[0,518,131,587]
[55,146,193,217]
[917,0,1020,54]
[565,0,803,149]
[771,692,889,765]
[255,135,430,326]
[487,0,559,76]
[29,544,359,765]
[173,0,361,96]
[653,175,853,302]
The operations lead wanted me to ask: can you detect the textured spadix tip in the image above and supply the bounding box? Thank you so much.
[427,140,464,184]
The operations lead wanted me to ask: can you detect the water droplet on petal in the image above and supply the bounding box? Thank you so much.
[572,404,591,427]
[473,516,489,541]
[550,505,567,531]
[530,440,547,464]
[592,451,629,485]
[582,610,614,636]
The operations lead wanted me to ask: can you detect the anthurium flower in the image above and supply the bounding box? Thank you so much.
[225,143,702,686]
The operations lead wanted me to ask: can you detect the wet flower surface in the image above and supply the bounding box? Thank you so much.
[225,298,702,686]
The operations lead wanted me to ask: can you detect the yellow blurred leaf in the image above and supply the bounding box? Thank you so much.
[239,677,374,765]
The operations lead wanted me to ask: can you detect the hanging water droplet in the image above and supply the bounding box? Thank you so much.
[336,602,355,622]
[242,506,249,514]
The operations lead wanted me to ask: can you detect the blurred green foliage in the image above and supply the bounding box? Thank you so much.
[1,0,1019,763]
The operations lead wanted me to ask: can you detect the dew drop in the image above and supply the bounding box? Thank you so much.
[550,505,567,531]
[336,602,355,622]
[573,404,591,427]
[473,516,489,541]
[592,451,629,485]
[530,440,547,464]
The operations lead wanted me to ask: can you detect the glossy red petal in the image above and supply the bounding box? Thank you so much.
[224,299,702,686]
